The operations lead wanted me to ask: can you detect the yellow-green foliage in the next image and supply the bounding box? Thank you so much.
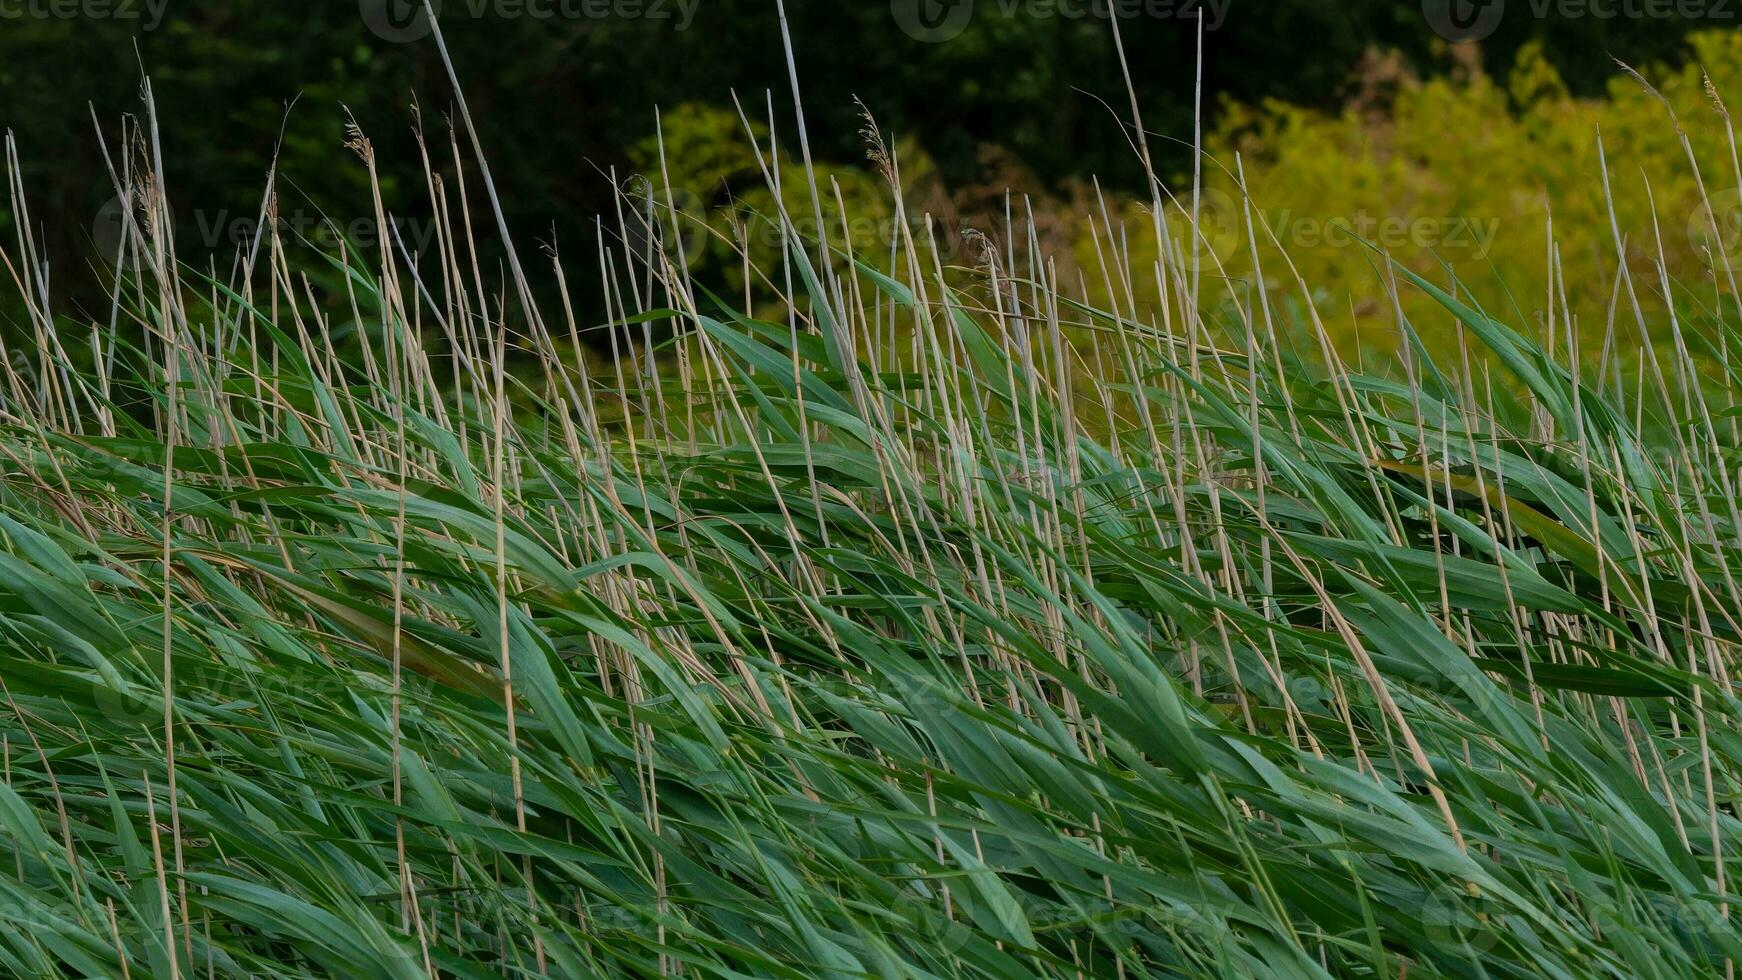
[639,35,1742,366]
[629,103,945,316]
[1146,31,1742,362]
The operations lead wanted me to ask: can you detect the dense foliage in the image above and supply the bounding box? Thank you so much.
[0,0,1720,320]
[2,20,1742,975]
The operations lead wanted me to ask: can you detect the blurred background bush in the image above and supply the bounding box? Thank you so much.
[0,0,1733,359]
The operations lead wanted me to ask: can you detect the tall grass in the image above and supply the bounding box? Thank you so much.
[2,20,1742,979]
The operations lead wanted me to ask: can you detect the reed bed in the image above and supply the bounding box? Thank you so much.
[1,17,1741,978]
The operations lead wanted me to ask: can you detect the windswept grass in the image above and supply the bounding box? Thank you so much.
[3,20,1742,980]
